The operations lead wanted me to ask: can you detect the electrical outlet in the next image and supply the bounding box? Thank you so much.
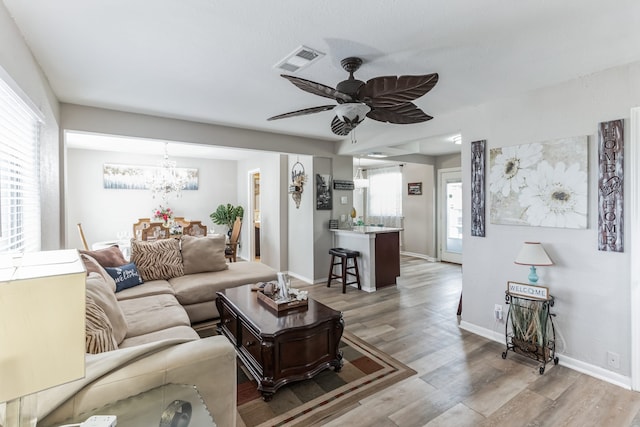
[607,351,620,369]
[494,304,503,321]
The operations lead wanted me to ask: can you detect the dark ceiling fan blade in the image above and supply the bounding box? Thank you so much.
[281,75,353,102]
[366,103,433,124]
[267,105,336,121]
[357,73,439,108]
[330,116,360,136]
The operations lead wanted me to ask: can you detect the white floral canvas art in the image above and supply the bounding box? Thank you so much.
[489,137,588,229]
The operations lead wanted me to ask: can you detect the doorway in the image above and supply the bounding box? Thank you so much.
[439,168,462,264]
[249,170,261,262]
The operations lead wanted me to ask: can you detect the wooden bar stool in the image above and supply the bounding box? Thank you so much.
[327,248,361,293]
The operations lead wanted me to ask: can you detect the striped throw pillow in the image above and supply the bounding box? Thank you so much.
[86,295,118,354]
[131,238,184,281]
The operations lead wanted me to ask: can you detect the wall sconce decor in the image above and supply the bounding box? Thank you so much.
[289,161,307,209]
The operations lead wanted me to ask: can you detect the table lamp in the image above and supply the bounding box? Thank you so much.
[0,250,86,427]
[514,242,553,284]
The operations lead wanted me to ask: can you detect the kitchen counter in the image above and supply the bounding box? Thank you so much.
[333,226,403,234]
[330,227,402,292]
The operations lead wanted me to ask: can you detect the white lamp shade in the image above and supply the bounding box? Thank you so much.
[0,250,86,402]
[514,242,553,266]
[334,103,371,124]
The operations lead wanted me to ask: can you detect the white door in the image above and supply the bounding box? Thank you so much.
[439,169,462,264]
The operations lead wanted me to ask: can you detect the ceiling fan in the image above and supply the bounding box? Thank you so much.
[267,57,438,136]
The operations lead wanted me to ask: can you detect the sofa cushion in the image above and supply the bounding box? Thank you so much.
[80,246,127,268]
[104,262,144,292]
[119,294,191,337]
[181,234,228,275]
[118,325,200,349]
[85,294,118,354]
[182,301,219,324]
[81,254,117,292]
[169,261,278,306]
[85,272,128,344]
[131,238,184,281]
[115,279,175,301]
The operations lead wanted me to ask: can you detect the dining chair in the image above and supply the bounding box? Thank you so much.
[173,217,190,228]
[141,223,171,241]
[225,218,242,262]
[77,223,89,250]
[183,221,207,237]
[133,218,151,240]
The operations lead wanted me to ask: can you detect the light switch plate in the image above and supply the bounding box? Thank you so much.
[340,196,347,205]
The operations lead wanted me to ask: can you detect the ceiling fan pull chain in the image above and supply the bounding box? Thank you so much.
[351,130,357,144]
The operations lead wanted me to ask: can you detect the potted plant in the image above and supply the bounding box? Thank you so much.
[210,203,244,233]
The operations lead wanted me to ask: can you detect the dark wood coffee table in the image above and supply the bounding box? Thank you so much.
[216,285,344,401]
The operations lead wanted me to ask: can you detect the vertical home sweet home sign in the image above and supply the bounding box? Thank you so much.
[471,140,486,237]
[598,119,624,252]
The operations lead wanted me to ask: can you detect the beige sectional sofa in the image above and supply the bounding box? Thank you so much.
[36,235,277,427]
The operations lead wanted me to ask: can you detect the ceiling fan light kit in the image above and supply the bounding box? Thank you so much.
[268,56,438,136]
[334,103,371,125]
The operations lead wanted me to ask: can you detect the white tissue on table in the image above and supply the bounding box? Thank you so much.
[289,288,308,301]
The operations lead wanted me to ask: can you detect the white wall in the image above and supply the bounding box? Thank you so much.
[402,163,436,258]
[0,2,61,249]
[313,157,333,281]
[435,153,461,170]
[237,153,286,271]
[461,61,640,382]
[66,148,237,248]
[287,155,315,282]
[61,104,336,158]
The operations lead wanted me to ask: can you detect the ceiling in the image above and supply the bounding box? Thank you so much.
[5,1,640,162]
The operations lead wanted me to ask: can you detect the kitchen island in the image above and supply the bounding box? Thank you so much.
[330,226,402,292]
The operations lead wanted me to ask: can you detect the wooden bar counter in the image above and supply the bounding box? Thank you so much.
[330,226,402,292]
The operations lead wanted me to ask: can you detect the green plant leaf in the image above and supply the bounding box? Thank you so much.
[210,203,244,229]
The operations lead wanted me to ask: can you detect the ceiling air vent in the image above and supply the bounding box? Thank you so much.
[274,46,325,73]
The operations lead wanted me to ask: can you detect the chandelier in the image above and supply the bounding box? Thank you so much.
[147,143,187,201]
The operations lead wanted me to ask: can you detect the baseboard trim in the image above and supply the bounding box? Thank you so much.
[459,320,504,343]
[286,271,314,285]
[459,321,631,390]
[400,251,437,262]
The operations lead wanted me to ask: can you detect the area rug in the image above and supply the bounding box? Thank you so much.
[236,330,416,427]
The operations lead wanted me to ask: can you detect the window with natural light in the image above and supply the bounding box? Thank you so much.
[366,165,403,227]
[0,74,42,253]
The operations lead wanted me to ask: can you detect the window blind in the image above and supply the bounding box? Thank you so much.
[0,75,42,253]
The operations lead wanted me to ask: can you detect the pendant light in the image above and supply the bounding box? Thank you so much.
[353,157,368,189]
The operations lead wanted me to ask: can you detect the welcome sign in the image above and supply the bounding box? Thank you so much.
[507,281,549,301]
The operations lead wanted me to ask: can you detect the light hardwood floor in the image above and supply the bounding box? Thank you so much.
[290,256,640,427]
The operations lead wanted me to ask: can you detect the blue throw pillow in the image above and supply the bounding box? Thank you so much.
[104,262,144,292]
